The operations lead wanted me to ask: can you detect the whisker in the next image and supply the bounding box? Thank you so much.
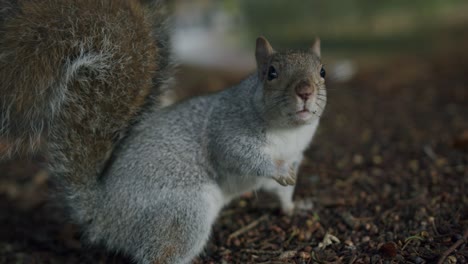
[264,97,288,112]
[315,102,324,111]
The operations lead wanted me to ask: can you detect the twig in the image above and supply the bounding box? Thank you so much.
[240,249,283,255]
[429,216,441,236]
[401,235,424,251]
[220,209,241,217]
[437,229,468,264]
[381,191,427,219]
[228,215,268,240]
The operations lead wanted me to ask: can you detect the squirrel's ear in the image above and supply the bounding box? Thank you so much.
[310,38,321,58]
[255,36,274,69]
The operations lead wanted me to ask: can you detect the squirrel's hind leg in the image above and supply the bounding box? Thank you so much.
[109,184,224,264]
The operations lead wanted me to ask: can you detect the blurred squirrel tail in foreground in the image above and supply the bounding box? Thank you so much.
[0,0,172,219]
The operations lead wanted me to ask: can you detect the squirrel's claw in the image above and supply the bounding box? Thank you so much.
[272,166,296,186]
[285,175,296,185]
[272,176,288,186]
[273,161,296,186]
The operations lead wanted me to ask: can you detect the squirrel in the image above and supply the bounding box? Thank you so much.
[0,0,327,263]
[88,37,326,263]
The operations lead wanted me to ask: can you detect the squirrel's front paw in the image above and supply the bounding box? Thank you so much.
[272,160,296,186]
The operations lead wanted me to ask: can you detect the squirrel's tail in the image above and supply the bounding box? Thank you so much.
[0,0,172,222]
[0,0,171,160]
[0,0,63,159]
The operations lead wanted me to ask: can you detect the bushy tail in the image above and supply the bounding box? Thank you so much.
[0,0,66,158]
[0,0,172,223]
[0,0,170,160]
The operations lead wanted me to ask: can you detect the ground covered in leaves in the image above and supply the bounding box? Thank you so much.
[0,50,467,264]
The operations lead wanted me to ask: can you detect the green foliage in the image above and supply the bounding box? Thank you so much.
[237,0,468,52]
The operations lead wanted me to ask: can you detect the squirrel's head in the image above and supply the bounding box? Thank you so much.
[255,36,326,126]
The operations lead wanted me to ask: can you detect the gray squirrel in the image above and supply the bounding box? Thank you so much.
[0,0,326,263]
[84,37,326,263]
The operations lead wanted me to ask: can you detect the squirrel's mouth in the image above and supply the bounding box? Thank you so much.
[296,108,311,120]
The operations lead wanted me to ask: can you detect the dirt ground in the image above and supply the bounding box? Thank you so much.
[0,49,467,263]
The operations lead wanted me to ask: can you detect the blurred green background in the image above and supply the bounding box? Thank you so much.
[171,0,468,64]
[240,0,468,55]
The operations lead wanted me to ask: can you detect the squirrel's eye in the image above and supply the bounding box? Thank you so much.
[320,67,326,78]
[267,66,278,81]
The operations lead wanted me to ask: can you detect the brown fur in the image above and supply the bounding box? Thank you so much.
[0,0,172,220]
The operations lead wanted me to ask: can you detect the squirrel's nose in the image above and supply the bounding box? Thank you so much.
[295,80,313,101]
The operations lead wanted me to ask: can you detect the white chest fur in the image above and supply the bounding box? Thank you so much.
[265,119,319,162]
